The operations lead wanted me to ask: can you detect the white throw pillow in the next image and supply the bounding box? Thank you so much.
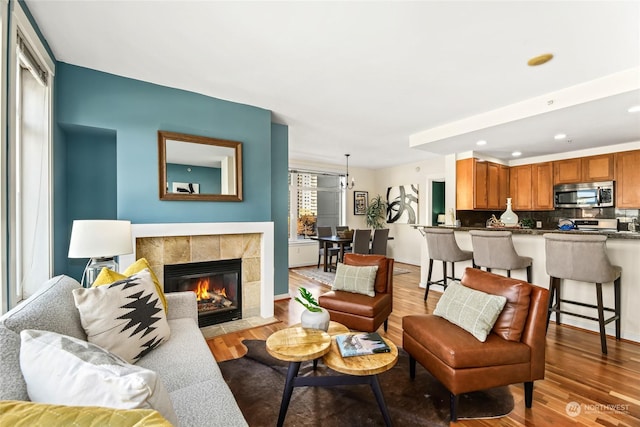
[73,268,170,364]
[433,281,507,342]
[332,263,378,297]
[19,329,178,425]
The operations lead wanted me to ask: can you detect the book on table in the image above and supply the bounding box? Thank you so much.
[335,332,391,357]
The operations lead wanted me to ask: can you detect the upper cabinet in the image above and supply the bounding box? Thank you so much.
[509,165,532,210]
[615,150,640,208]
[582,154,615,182]
[532,162,554,210]
[456,158,508,210]
[553,154,614,184]
[509,162,553,211]
[553,158,582,184]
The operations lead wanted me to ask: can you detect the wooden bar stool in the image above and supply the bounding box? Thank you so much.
[421,228,473,300]
[543,233,621,354]
[469,230,532,282]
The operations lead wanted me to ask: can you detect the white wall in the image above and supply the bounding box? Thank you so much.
[372,156,446,266]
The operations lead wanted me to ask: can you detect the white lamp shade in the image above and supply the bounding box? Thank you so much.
[68,220,133,258]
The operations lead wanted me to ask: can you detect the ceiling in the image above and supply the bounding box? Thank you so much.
[26,1,640,169]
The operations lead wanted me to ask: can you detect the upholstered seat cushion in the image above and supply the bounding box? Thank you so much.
[318,291,391,318]
[402,314,530,369]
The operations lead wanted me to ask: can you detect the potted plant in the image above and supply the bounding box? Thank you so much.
[295,287,330,331]
[366,195,387,229]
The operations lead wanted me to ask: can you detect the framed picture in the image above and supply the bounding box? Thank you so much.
[354,191,368,215]
[386,184,418,224]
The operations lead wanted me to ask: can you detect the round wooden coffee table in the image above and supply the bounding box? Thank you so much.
[266,322,397,427]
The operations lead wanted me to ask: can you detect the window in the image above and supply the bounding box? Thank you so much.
[288,170,345,240]
[5,5,54,310]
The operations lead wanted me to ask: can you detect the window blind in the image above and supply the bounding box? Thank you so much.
[17,29,48,86]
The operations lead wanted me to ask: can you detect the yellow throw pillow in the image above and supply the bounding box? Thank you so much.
[93,258,167,311]
[0,400,173,427]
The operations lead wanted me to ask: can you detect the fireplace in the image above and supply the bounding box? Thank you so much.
[164,259,242,327]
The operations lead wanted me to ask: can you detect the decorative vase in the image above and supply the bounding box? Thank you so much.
[300,308,330,331]
[500,198,519,227]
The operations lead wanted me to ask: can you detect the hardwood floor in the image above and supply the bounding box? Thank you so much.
[207,263,640,426]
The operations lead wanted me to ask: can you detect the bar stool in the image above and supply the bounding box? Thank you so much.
[543,233,621,354]
[422,228,473,300]
[469,230,532,282]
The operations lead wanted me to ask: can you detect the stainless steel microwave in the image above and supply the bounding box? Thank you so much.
[554,181,615,208]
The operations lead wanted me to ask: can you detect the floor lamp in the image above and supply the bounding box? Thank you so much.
[68,220,133,287]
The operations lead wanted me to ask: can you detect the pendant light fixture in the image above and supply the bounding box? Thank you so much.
[342,154,355,190]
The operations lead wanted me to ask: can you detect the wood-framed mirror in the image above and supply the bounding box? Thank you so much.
[158,130,243,201]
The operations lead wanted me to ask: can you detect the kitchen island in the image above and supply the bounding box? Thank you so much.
[412,225,640,344]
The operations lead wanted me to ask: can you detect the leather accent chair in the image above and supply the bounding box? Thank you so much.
[318,254,393,333]
[403,268,549,421]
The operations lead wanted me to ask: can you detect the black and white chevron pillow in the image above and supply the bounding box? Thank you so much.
[73,268,171,364]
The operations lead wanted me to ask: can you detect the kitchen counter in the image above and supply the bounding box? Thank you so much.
[411,224,640,239]
[411,224,640,343]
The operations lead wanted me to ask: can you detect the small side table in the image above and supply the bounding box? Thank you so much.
[266,322,397,427]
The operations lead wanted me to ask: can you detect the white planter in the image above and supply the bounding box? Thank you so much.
[300,308,330,331]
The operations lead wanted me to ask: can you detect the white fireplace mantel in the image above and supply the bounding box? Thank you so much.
[120,222,275,319]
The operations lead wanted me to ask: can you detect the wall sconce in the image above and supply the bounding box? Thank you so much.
[68,220,133,287]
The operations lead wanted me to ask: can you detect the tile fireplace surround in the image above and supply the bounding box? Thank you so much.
[119,222,275,336]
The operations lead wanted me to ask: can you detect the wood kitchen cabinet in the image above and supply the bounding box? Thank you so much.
[509,165,532,210]
[615,150,640,208]
[553,158,582,184]
[456,158,508,210]
[554,154,614,184]
[509,162,553,211]
[582,154,615,182]
[532,162,554,210]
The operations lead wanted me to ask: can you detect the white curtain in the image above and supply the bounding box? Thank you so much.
[16,65,50,299]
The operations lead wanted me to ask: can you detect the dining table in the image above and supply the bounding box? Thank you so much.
[309,235,354,272]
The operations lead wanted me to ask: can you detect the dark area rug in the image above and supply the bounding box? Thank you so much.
[219,340,513,426]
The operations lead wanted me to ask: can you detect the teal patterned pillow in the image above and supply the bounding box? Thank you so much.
[433,281,507,342]
[332,263,378,297]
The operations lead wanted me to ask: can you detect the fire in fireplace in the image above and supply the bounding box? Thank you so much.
[164,259,242,327]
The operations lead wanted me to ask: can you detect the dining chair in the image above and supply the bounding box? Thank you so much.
[335,225,349,233]
[370,228,390,255]
[350,229,371,255]
[316,226,339,269]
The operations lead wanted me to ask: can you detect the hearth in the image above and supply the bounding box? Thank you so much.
[164,259,242,327]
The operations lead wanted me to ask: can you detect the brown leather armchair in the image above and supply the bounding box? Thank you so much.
[403,267,549,421]
[318,254,393,332]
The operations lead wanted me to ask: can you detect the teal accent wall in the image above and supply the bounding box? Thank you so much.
[54,63,289,294]
[432,181,445,225]
[271,123,289,295]
[63,125,118,281]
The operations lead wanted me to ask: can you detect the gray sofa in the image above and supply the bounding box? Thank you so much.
[0,275,248,427]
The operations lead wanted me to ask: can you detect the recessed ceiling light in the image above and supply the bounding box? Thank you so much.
[476,140,487,146]
[512,151,522,157]
[629,105,640,113]
[527,53,553,66]
[554,133,566,140]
